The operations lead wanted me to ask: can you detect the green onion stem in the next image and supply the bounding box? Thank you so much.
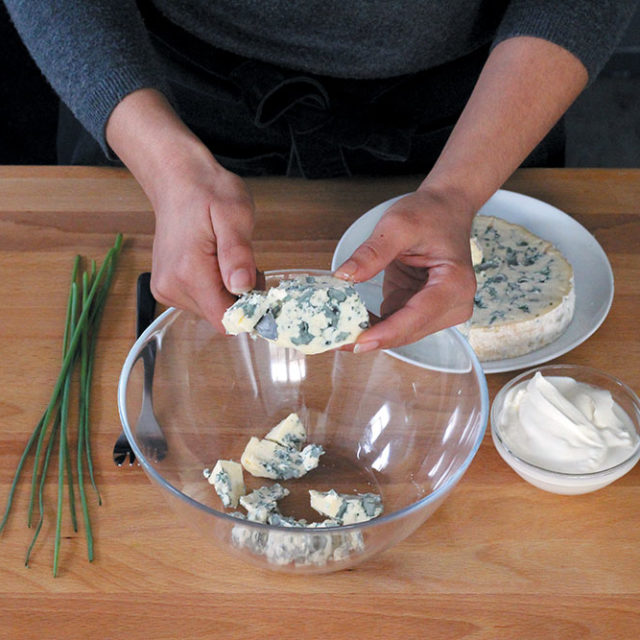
[1,234,123,573]
[25,413,61,566]
[26,244,117,525]
[0,415,46,534]
[84,250,121,503]
[53,281,79,577]
[25,257,82,563]
[26,256,81,527]
[77,273,94,561]
[63,260,81,533]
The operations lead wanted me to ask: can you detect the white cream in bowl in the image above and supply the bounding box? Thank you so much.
[491,367,640,495]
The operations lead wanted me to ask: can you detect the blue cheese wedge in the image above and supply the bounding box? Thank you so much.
[264,412,306,450]
[239,483,289,523]
[222,274,369,354]
[469,216,575,361]
[205,459,245,508]
[309,489,383,525]
[241,436,324,480]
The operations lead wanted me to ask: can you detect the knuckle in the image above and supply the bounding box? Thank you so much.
[150,272,174,306]
[354,240,386,266]
[151,259,195,305]
[383,203,427,235]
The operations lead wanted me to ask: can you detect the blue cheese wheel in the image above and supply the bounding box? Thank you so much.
[469,216,575,361]
[223,274,370,354]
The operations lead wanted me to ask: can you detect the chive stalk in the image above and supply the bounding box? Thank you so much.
[0,234,123,575]
[25,259,81,565]
[77,272,93,561]
[24,414,61,566]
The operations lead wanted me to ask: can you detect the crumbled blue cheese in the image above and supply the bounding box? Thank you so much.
[267,512,308,527]
[263,529,333,566]
[469,216,575,361]
[309,489,383,525]
[231,518,365,566]
[239,483,289,523]
[264,412,306,450]
[230,523,268,553]
[229,482,375,566]
[222,290,271,335]
[241,436,324,480]
[206,459,245,508]
[222,274,369,354]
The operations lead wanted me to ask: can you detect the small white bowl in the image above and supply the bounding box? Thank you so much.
[491,364,640,495]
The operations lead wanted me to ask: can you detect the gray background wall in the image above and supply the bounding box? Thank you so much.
[565,4,640,167]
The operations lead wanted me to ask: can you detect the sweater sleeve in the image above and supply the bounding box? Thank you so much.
[3,0,172,154]
[493,0,639,83]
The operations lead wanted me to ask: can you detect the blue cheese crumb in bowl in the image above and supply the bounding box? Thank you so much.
[209,412,383,566]
[309,489,384,525]
[203,459,245,508]
[222,272,370,354]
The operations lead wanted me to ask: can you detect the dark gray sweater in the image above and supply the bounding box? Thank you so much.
[4,0,638,153]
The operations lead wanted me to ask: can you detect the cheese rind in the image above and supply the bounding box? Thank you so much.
[222,275,369,354]
[469,216,575,361]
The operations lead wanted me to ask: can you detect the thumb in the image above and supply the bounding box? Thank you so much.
[215,222,258,295]
[334,217,404,283]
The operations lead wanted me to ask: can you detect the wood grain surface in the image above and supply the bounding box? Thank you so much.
[1,167,639,640]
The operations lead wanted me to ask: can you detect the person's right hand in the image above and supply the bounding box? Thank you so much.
[106,89,258,332]
[149,147,258,332]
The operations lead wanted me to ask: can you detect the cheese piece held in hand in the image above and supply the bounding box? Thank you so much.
[309,489,383,525]
[469,216,575,361]
[222,275,369,354]
[222,290,270,335]
[206,459,245,508]
[470,237,483,267]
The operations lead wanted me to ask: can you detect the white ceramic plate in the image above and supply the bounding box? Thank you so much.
[331,189,614,374]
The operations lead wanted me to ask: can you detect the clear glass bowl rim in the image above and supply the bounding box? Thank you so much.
[491,363,640,480]
[117,270,489,532]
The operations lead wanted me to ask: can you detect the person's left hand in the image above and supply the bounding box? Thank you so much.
[333,188,477,352]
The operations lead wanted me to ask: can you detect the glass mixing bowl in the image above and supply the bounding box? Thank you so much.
[118,269,488,573]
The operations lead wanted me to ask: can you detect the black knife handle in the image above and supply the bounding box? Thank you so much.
[136,272,157,339]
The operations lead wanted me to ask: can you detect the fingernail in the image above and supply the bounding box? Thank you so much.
[353,340,379,354]
[334,260,357,281]
[229,268,252,294]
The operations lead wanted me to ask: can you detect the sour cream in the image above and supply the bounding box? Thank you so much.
[498,372,639,474]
